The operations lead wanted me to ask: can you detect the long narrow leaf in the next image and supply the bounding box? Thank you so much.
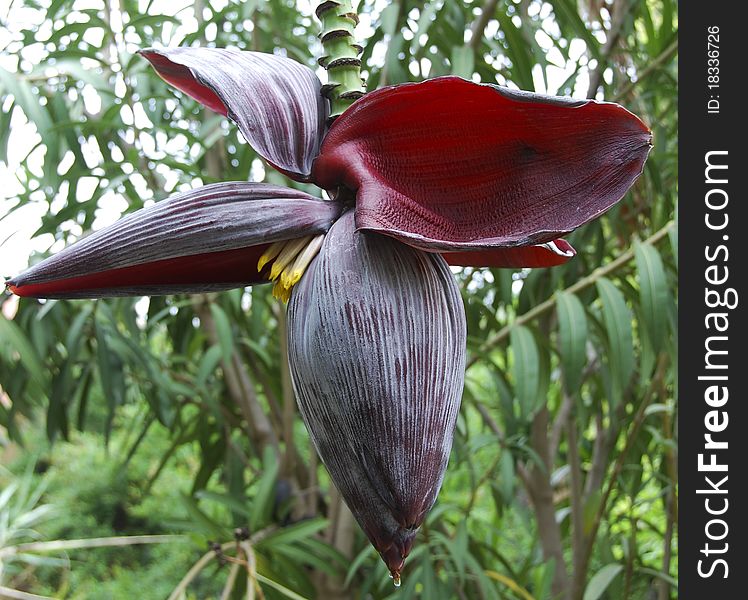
[556,291,588,393]
[511,325,540,419]
[596,278,634,404]
[635,241,669,352]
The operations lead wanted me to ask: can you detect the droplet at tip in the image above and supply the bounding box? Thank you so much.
[388,568,402,587]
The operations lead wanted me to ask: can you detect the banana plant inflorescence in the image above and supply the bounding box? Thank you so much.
[5,0,651,585]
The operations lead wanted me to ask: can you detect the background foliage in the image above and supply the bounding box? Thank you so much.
[0,0,677,598]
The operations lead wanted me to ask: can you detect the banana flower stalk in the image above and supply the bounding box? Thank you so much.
[6,47,651,583]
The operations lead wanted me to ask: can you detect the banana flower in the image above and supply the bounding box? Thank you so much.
[6,48,651,583]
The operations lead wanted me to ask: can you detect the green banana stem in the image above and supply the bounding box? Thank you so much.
[316,0,366,120]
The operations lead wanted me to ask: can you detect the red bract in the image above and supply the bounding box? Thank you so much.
[6,47,651,582]
[315,77,651,252]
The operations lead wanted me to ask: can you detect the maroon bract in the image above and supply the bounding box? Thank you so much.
[6,184,340,298]
[288,211,466,584]
[314,77,651,252]
[6,47,651,582]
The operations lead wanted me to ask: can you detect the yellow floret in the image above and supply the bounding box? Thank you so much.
[259,234,325,303]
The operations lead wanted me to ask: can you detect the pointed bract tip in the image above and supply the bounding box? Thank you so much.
[5,281,20,296]
[373,525,417,585]
[380,544,405,580]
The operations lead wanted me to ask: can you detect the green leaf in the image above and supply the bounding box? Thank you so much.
[48,304,93,440]
[496,11,534,89]
[451,45,474,78]
[179,493,229,539]
[40,59,108,91]
[670,212,678,268]
[0,68,51,133]
[240,337,273,368]
[639,1,660,56]
[126,13,180,30]
[380,3,400,36]
[209,303,234,364]
[256,518,328,548]
[511,325,540,419]
[254,572,310,600]
[0,103,13,162]
[547,0,600,59]
[196,344,223,387]
[297,535,348,568]
[659,0,675,46]
[421,554,439,599]
[48,95,85,169]
[596,278,634,404]
[344,545,375,587]
[195,490,251,518]
[635,241,669,353]
[249,446,280,530]
[533,558,556,600]
[637,566,677,588]
[398,564,422,596]
[464,552,501,600]
[584,563,623,600]
[0,66,60,186]
[382,32,408,84]
[498,449,515,499]
[70,363,91,431]
[556,291,588,393]
[95,321,125,442]
[0,316,47,391]
[582,490,601,536]
[272,543,340,577]
[452,520,468,578]
[637,312,656,387]
[414,1,439,44]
